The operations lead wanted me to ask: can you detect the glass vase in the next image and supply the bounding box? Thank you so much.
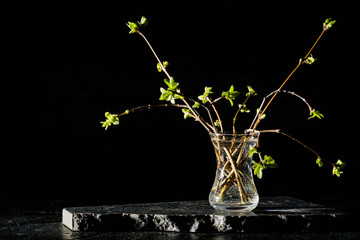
[209,131,259,212]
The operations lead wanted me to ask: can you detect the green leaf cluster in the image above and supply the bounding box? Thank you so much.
[198,87,213,104]
[308,109,324,119]
[332,159,346,177]
[127,16,148,34]
[101,112,120,130]
[159,77,182,104]
[323,18,336,30]
[221,85,240,106]
[252,155,278,179]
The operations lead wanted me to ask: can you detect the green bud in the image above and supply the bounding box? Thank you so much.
[182,108,192,119]
[304,54,317,65]
[198,86,213,104]
[239,104,250,113]
[157,61,169,72]
[332,159,346,177]
[308,109,324,120]
[246,85,257,97]
[138,16,148,27]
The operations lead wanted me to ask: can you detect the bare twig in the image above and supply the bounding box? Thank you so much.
[208,97,224,133]
[119,103,187,116]
[233,95,251,134]
[282,90,313,112]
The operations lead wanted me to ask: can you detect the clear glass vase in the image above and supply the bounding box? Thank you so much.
[209,131,259,212]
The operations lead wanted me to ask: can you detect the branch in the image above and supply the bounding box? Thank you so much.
[251,25,329,130]
[101,103,186,130]
[207,97,224,133]
[258,129,321,159]
[118,103,187,116]
[182,98,214,133]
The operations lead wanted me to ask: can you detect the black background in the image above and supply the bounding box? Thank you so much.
[5,2,358,206]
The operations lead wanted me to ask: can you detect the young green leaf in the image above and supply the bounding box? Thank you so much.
[336,159,346,167]
[101,121,110,130]
[252,161,264,179]
[192,101,200,109]
[316,157,324,167]
[182,108,192,119]
[105,112,112,119]
[157,63,162,72]
[127,16,148,34]
[263,155,278,168]
[159,77,182,104]
[252,154,278,179]
[248,147,258,157]
[159,87,176,104]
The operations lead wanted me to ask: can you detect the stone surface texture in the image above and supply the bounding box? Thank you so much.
[62,197,356,233]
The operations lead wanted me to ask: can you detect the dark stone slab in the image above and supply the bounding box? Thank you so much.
[62,196,356,233]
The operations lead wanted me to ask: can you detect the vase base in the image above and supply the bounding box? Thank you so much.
[211,202,258,213]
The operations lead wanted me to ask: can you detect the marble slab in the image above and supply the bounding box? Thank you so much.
[62,196,353,233]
